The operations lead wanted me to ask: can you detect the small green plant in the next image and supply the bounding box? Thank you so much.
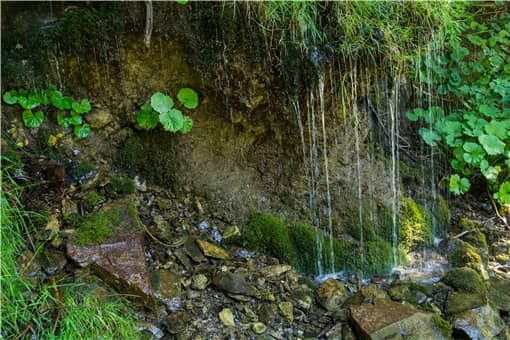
[3,87,93,139]
[136,88,197,134]
[406,12,510,205]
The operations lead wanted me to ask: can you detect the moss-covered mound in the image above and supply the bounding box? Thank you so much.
[449,240,483,272]
[398,197,433,253]
[234,212,394,276]
[443,267,486,295]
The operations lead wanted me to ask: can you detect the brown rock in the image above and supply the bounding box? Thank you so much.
[184,237,207,263]
[317,279,348,311]
[212,271,258,297]
[85,108,113,129]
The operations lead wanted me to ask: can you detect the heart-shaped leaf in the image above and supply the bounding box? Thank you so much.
[22,109,44,128]
[18,95,41,110]
[449,174,470,195]
[419,128,441,146]
[177,88,199,109]
[68,115,83,126]
[159,108,184,132]
[151,92,174,114]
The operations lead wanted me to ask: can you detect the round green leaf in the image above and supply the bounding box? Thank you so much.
[478,134,505,155]
[419,128,441,146]
[136,105,159,130]
[177,88,199,109]
[484,120,507,139]
[449,174,470,195]
[72,98,92,114]
[22,109,44,128]
[151,92,174,114]
[494,182,510,205]
[57,113,70,128]
[180,116,193,133]
[462,142,485,165]
[159,108,184,132]
[3,90,18,104]
[74,124,91,139]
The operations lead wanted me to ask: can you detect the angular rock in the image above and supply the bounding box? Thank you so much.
[278,301,294,322]
[446,292,486,314]
[212,272,258,297]
[153,270,181,311]
[251,322,267,334]
[191,274,208,290]
[317,279,348,311]
[259,264,292,277]
[184,237,207,263]
[350,299,448,339]
[452,304,505,340]
[196,239,230,260]
[488,278,510,312]
[67,229,153,307]
[164,311,188,335]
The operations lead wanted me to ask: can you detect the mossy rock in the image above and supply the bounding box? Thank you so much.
[398,197,433,253]
[457,218,488,251]
[448,240,483,272]
[432,314,452,338]
[443,267,486,296]
[74,197,143,246]
[446,292,487,314]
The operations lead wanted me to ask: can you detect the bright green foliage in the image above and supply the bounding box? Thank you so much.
[136,103,159,130]
[136,90,197,134]
[449,240,483,272]
[22,110,44,128]
[449,175,471,195]
[407,12,510,204]
[74,209,121,246]
[494,182,510,204]
[3,87,93,139]
[177,88,199,109]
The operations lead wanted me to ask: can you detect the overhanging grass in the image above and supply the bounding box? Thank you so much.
[0,150,141,338]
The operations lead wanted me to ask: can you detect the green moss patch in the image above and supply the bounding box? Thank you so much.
[398,197,433,253]
[105,176,135,196]
[449,240,483,271]
[74,209,121,246]
[235,212,393,276]
[443,267,486,295]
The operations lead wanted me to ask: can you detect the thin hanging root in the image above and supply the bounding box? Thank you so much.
[144,0,153,49]
[488,190,510,229]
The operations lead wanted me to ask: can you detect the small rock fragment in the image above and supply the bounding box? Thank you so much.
[317,279,348,311]
[196,239,230,260]
[191,274,208,290]
[251,322,267,334]
[278,301,294,322]
[219,308,235,327]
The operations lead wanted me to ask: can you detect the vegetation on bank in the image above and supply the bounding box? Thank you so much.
[0,148,140,338]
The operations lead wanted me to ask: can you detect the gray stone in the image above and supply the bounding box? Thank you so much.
[317,279,348,311]
[212,272,258,297]
[452,304,505,340]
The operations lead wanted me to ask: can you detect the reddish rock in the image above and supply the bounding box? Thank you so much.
[67,229,154,307]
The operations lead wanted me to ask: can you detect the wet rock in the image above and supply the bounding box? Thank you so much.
[488,278,510,313]
[350,300,448,339]
[164,311,188,335]
[278,301,294,322]
[258,304,277,324]
[198,220,209,231]
[196,239,229,260]
[134,175,147,192]
[447,292,487,314]
[251,322,267,334]
[183,237,207,263]
[191,274,208,290]
[153,270,181,311]
[219,308,235,326]
[260,264,292,277]
[212,271,258,297]
[85,108,113,129]
[67,230,153,307]
[317,279,348,311]
[223,225,240,239]
[415,291,427,304]
[452,304,505,339]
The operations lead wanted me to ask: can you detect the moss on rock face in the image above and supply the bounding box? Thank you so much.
[457,218,488,251]
[119,132,179,189]
[449,240,483,271]
[238,212,392,276]
[443,267,486,295]
[75,209,121,246]
[399,197,433,253]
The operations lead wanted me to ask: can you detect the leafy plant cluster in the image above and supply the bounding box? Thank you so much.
[136,88,198,134]
[3,87,92,139]
[407,12,510,205]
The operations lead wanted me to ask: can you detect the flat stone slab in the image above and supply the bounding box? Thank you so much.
[67,229,154,307]
[350,300,448,339]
